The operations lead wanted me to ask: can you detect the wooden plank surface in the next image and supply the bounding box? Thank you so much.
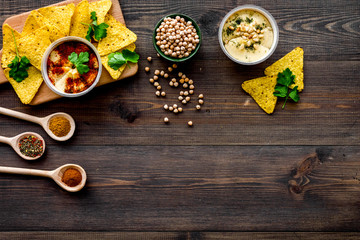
[0,0,359,237]
[0,0,138,105]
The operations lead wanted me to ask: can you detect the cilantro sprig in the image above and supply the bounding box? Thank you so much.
[68,52,90,74]
[83,11,109,42]
[273,68,300,109]
[108,49,139,70]
[7,29,31,82]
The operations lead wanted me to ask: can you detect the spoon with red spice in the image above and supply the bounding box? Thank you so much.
[0,107,75,141]
[0,164,86,192]
[0,132,45,161]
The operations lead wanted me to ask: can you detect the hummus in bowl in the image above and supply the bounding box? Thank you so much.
[41,36,102,97]
[219,5,279,65]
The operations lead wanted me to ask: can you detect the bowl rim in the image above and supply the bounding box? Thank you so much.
[41,36,102,97]
[218,4,279,65]
[153,13,202,62]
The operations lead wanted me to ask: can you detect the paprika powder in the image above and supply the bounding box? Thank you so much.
[62,168,82,187]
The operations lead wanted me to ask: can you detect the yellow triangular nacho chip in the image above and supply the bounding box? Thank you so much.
[89,0,112,24]
[101,43,136,80]
[242,76,278,114]
[17,26,51,70]
[22,10,65,42]
[38,3,75,36]
[97,14,137,56]
[264,47,304,92]
[4,66,43,104]
[1,24,21,69]
[70,0,91,38]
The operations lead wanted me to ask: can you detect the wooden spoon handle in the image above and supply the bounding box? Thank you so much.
[0,107,42,125]
[0,166,51,178]
[0,136,12,145]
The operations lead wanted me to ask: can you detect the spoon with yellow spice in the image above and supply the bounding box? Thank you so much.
[0,107,75,141]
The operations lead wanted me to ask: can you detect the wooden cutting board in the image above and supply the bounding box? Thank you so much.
[0,0,138,105]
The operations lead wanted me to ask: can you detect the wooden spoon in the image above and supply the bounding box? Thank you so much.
[0,164,86,192]
[0,107,75,141]
[0,132,46,161]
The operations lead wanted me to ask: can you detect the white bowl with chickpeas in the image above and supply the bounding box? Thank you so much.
[219,5,279,65]
[153,14,201,62]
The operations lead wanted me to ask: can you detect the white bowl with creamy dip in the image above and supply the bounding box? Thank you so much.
[218,5,279,65]
[41,36,102,97]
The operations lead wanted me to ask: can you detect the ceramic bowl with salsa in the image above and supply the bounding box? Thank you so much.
[218,5,279,65]
[41,36,102,97]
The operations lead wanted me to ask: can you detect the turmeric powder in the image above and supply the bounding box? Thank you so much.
[49,116,71,137]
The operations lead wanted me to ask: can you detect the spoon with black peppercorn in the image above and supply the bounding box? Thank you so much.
[0,132,45,160]
[0,164,86,192]
[0,107,75,141]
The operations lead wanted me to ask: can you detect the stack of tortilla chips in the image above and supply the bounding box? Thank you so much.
[1,0,137,104]
[242,47,304,114]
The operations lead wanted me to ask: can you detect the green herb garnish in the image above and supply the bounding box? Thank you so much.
[68,52,90,74]
[83,11,109,41]
[273,68,300,109]
[235,18,243,24]
[7,29,31,83]
[108,49,139,70]
[245,17,253,23]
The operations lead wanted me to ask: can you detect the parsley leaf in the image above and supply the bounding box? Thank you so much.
[7,30,31,82]
[273,68,300,109]
[68,52,90,74]
[108,49,139,70]
[83,11,109,42]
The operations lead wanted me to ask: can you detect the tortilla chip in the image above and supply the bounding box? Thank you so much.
[22,10,65,42]
[1,24,21,69]
[17,26,51,70]
[4,67,43,104]
[70,0,91,38]
[97,14,137,56]
[22,13,42,37]
[38,3,75,36]
[242,76,278,114]
[89,0,112,24]
[101,43,136,80]
[264,47,304,92]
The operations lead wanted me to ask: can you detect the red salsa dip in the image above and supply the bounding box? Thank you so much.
[47,41,99,94]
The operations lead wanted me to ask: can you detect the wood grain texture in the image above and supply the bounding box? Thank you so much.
[0,145,359,231]
[1,232,360,240]
[0,0,359,236]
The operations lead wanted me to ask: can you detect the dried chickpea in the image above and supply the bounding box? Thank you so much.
[155,70,160,75]
[154,82,159,87]
[154,75,159,80]
[178,107,183,112]
[164,73,169,78]
[164,117,169,123]
[172,64,177,68]
[183,83,188,88]
[189,90,194,95]
[178,72,183,77]
[174,82,179,87]
[145,67,150,72]
[147,56,152,62]
[184,91,189,96]
[157,85,162,90]
[198,94,204,99]
[169,106,174,111]
[178,96,184,101]
[179,91,184,96]
[185,96,190,102]
[179,79,185,84]
[160,70,165,76]
[182,99,187,104]
[189,85,195,90]
[173,109,179,114]
[188,121,193,127]
[196,105,201,110]
[199,99,204,105]
[161,91,166,97]
[188,79,193,85]
[168,67,173,72]
[164,104,169,110]
[149,78,154,83]
[155,91,161,97]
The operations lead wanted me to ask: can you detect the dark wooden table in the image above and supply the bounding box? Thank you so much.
[0,0,359,239]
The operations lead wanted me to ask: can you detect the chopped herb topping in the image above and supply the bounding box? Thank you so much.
[245,17,253,24]
[235,18,243,24]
